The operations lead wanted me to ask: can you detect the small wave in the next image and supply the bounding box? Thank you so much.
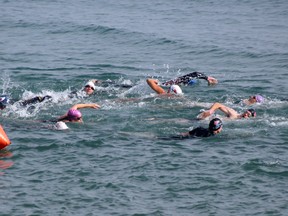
[242,158,288,177]
[242,158,281,170]
[263,117,288,127]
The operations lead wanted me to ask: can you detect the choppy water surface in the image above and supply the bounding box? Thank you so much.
[1,0,288,215]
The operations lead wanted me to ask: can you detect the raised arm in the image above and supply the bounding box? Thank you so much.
[146,79,166,94]
[197,102,230,119]
[188,72,218,85]
[70,103,101,110]
[162,72,217,86]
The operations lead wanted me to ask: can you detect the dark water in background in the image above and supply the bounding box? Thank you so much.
[1,0,288,215]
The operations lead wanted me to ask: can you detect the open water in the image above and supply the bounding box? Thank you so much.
[1,0,288,215]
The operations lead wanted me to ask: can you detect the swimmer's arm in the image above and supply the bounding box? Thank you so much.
[191,72,217,85]
[162,72,218,86]
[187,72,218,85]
[71,103,101,110]
[190,72,208,80]
[197,102,227,119]
[146,79,166,94]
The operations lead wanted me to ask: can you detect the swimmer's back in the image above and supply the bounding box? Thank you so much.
[188,127,212,137]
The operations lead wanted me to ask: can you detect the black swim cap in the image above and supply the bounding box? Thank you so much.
[247,108,256,117]
[209,118,223,131]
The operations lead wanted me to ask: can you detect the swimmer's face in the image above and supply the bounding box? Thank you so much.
[213,126,222,135]
[84,85,95,95]
[248,96,257,104]
[242,110,253,118]
[69,117,83,123]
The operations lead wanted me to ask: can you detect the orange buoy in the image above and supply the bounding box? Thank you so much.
[0,125,11,150]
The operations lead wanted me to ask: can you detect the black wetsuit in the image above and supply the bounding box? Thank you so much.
[20,95,52,106]
[162,72,208,86]
[160,127,214,140]
[188,127,213,137]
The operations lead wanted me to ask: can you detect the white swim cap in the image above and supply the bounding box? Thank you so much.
[85,81,96,90]
[169,85,183,94]
[54,121,69,130]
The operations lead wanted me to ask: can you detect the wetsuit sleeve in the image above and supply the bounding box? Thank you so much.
[20,95,52,106]
[162,72,208,86]
[68,91,78,98]
[20,96,43,106]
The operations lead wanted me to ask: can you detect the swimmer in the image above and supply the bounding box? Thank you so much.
[243,95,264,105]
[57,103,101,123]
[75,78,132,95]
[181,118,223,138]
[81,80,98,95]
[197,102,256,120]
[68,79,99,98]
[163,118,223,139]
[0,79,100,110]
[22,79,99,102]
[162,71,218,86]
[146,78,183,95]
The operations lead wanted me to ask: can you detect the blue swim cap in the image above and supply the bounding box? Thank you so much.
[188,79,197,85]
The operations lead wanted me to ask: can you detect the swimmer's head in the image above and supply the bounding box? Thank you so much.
[0,95,9,109]
[255,95,264,103]
[168,85,183,95]
[243,108,256,118]
[247,108,256,117]
[247,95,264,104]
[209,118,223,134]
[84,81,96,95]
[67,109,82,121]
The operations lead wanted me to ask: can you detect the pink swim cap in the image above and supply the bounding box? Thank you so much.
[67,109,82,120]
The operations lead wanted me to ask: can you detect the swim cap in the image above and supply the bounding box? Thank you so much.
[0,95,9,108]
[247,108,256,117]
[209,118,223,131]
[169,85,183,94]
[54,121,69,130]
[67,109,82,120]
[255,95,264,103]
[188,79,197,85]
[85,81,96,90]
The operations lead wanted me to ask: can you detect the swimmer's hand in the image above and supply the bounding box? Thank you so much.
[91,103,101,109]
[90,79,101,84]
[207,76,218,85]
